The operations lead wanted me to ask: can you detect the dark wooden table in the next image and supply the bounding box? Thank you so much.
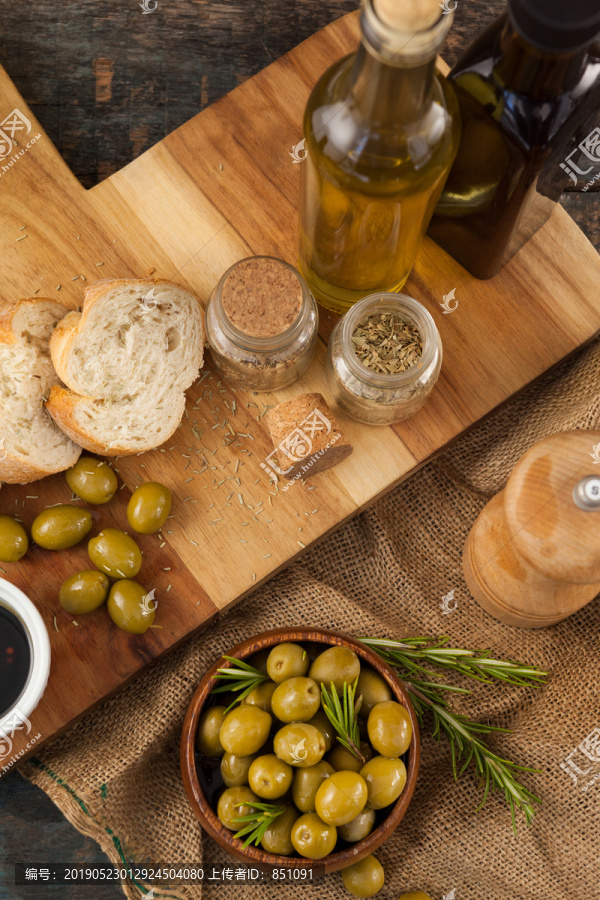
[0,2,597,899]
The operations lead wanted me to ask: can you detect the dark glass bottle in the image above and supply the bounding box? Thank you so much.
[428,0,600,279]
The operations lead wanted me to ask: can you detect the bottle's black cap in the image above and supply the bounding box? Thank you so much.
[508,0,600,52]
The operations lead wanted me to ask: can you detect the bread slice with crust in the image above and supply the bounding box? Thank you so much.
[46,279,204,456]
[0,298,82,483]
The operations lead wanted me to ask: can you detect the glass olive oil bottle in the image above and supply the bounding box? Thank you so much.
[428,0,600,279]
[298,0,460,314]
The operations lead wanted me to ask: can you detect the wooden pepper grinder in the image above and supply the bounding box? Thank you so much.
[463,430,600,628]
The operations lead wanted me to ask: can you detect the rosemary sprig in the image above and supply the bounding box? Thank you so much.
[407,681,541,830]
[361,637,547,830]
[320,680,365,764]
[212,655,268,712]
[360,636,547,687]
[232,801,287,848]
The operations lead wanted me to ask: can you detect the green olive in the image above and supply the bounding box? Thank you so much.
[309,646,360,693]
[307,709,335,752]
[107,579,156,634]
[127,482,172,534]
[248,754,293,800]
[315,770,368,826]
[217,785,259,831]
[197,706,228,757]
[65,456,118,504]
[273,723,326,768]
[267,642,310,683]
[367,701,412,758]
[341,855,385,897]
[291,812,337,859]
[271,677,320,723]
[260,805,299,855]
[292,761,334,813]
[328,742,372,774]
[356,667,393,716]
[59,570,110,614]
[31,505,92,550]
[0,515,28,562]
[338,807,376,843]
[360,756,407,809]
[220,752,255,787]
[242,681,277,712]
[88,528,142,579]
[219,706,272,756]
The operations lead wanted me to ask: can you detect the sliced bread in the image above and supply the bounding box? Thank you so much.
[0,298,82,483]
[46,279,204,455]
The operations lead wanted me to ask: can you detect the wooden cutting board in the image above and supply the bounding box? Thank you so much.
[1,9,600,767]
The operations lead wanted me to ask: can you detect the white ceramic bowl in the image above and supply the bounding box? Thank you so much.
[0,578,51,733]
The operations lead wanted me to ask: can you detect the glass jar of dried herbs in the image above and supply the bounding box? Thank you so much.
[326,292,442,425]
[206,257,319,392]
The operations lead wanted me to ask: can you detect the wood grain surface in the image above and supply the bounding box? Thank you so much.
[0,3,599,784]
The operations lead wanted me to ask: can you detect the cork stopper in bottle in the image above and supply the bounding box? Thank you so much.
[373,0,443,32]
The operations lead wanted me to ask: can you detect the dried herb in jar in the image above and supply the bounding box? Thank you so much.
[351,313,423,374]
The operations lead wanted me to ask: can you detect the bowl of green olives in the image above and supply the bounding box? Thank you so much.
[181,628,420,875]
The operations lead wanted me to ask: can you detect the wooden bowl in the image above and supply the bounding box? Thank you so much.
[181,627,420,875]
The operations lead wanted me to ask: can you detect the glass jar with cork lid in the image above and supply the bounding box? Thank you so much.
[206,256,319,392]
[326,292,442,425]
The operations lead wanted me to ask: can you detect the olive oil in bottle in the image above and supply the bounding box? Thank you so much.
[298,0,460,314]
[428,0,600,279]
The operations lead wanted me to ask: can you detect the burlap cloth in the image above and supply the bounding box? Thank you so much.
[20,337,600,900]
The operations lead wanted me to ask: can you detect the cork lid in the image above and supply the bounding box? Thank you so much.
[220,257,304,339]
[363,0,451,65]
[373,0,444,32]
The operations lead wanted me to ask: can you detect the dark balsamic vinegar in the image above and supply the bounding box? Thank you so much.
[0,605,31,716]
